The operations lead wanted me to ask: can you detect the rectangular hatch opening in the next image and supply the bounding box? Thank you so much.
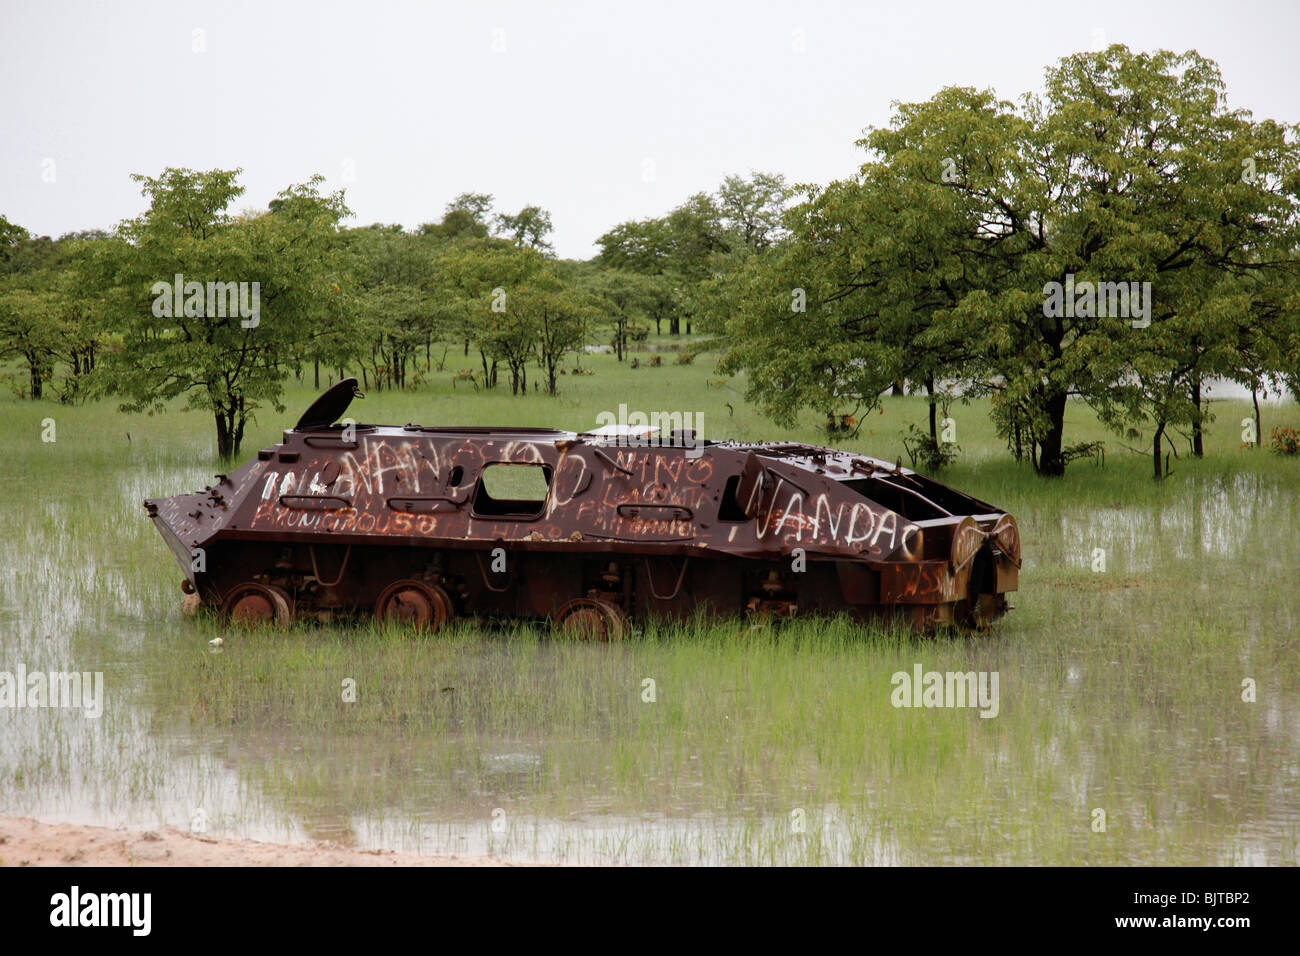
[472,463,553,519]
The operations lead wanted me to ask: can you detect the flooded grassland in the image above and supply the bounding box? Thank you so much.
[2,364,1298,865]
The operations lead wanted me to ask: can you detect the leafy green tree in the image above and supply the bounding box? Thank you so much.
[432,238,547,389]
[581,267,662,360]
[717,171,790,252]
[527,280,598,394]
[0,286,63,399]
[0,228,109,401]
[0,215,30,263]
[495,205,554,253]
[94,168,351,459]
[420,192,495,240]
[337,224,448,391]
[596,191,732,335]
[594,217,673,274]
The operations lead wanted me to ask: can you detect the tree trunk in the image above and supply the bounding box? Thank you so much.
[26,351,43,400]
[891,381,904,397]
[1035,390,1069,477]
[314,359,320,390]
[1152,422,1166,480]
[214,400,245,460]
[1191,375,1204,457]
[215,411,230,460]
[1252,386,1261,451]
[926,376,937,444]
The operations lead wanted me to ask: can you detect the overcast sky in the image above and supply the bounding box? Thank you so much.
[2,0,1297,259]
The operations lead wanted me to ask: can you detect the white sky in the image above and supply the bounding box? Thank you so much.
[2,0,1297,259]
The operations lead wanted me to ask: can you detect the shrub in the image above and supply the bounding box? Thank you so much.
[824,413,856,437]
[1270,425,1300,455]
[901,422,961,472]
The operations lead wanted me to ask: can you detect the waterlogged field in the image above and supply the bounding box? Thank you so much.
[2,346,1299,865]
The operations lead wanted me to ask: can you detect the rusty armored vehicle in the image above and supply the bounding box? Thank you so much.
[144,379,1020,636]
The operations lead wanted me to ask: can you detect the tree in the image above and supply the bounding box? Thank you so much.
[717,171,790,252]
[595,218,671,271]
[0,227,107,401]
[595,190,732,335]
[420,192,495,240]
[338,224,447,391]
[0,287,63,399]
[433,238,547,389]
[94,168,351,459]
[581,267,660,360]
[0,215,30,263]
[528,281,597,394]
[495,205,554,252]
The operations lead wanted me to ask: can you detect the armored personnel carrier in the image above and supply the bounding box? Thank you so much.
[145,379,1020,636]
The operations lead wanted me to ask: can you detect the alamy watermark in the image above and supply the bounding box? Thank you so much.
[890,664,999,718]
[1043,273,1151,328]
[591,404,706,458]
[50,886,150,936]
[0,665,103,718]
[151,273,261,328]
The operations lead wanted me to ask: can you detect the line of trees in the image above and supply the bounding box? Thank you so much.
[1,45,1296,476]
[0,167,786,459]
[703,46,1300,478]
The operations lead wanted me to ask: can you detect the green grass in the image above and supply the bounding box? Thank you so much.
[1,339,1298,864]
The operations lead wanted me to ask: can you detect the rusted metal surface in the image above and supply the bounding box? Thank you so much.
[144,379,1020,631]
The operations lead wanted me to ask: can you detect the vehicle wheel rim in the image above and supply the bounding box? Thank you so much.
[561,606,609,641]
[389,588,432,624]
[556,598,627,642]
[376,580,450,632]
[223,583,293,626]
[231,592,273,623]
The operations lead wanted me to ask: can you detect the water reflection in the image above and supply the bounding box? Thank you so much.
[1058,472,1281,572]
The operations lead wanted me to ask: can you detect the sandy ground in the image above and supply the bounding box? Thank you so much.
[0,816,521,867]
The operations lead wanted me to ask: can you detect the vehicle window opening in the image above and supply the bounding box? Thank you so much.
[472,463,552,518]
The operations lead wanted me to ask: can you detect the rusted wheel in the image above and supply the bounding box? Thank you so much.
[375,579,452,632]
[221,582,293,626]
[554,597,629,642]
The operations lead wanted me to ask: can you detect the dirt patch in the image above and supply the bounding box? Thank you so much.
[0,816,525,867]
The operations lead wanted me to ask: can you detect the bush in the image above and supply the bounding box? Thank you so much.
[675,352,694,365]
[1270,425,1300,455]
[901,422,961,472]
[824,413,855,437]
